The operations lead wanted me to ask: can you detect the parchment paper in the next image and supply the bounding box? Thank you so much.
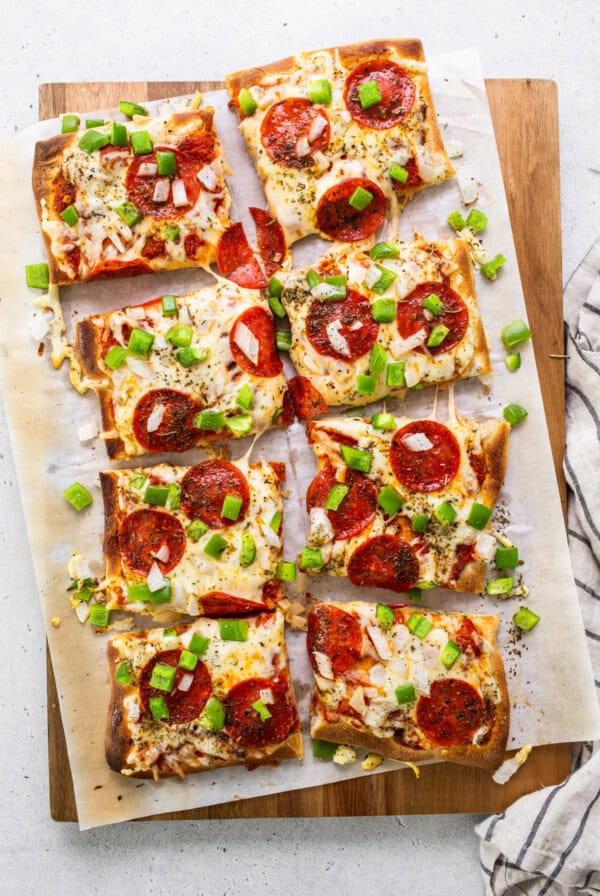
[0,49,598,829]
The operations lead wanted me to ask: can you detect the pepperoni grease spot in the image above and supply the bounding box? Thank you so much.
[180,460,250,528]
[317,178,386,241]
[306,464,376,540]
[261,98,330,168]
[133,389,199,454]
[390,421,461,493]
[347,534,419,593]
[225,676,297,748]
[307,604,362,675]
[119,508,186,576]
[230,306,283,378]
[396,281,469,354]
[416,678,484,746]
[344,60,415,129]
[306,288,379,361]
[139,650,212,725]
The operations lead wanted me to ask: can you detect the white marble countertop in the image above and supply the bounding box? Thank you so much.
[0,1,597,892]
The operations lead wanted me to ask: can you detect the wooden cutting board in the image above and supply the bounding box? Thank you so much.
[41,79,570,822]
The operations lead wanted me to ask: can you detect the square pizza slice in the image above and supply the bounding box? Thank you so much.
[32,107,232,284]
[279,237,490,412]
[307,601,509,770]
[100,460,286,617]
[76,284,289,459]
[106,609,302,779]
[301,413,510,593]
[226,40,454,245]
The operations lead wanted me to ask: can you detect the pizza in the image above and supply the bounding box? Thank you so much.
[106,609,302,778]
[302,413,510,593]
[226,39,454,245]
[307,601,509,769]
[100,461,286,617]
[279,237,490,411]
[32,107,232,284]
[76,283,289,459]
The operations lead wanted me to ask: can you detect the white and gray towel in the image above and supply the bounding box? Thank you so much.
[476,238,600,895]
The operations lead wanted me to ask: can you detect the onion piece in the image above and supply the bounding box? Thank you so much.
[78,420,98,443]
[108,230,125,253]
[369,663,386,687]
[309,507,334,545]
[177,673,194,693]
[348,321,363,331]
[172,178,189,207]
[147,561,166,593]
[197,165,217,190]
[127,305,146,319]
[310,282,343,301]
[126,356,152,379]
[153,543,170,564]
[309,114,327,142]
[388,327,428,358]
[233,321,259,366]
[138,162,158,177]
[402,432,434,452]
[259,688,274,705]
[493,745,533,784]
[146,403,165,433]
[456,166,480,205]
[261,523,281,549]
[325,319,351,357]
[312,150,330,173]
[295,135,310,158]
[153,178,170,203]
[445,139,464,159]
[475,532,496,561]
[365,264,382,290]
[75,603,90,623]
[367,625,393,661]
[348,686,366,717]
[313,650,334,680]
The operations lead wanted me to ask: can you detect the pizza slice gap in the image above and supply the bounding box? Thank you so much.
[307,601,509,770]
[301,412,510,594]
[278,237,490,413]
[106,609,303,779]
[76,283,290,460]
[100,460,286,617]
[226,39,455,246]
[32,106,233,285]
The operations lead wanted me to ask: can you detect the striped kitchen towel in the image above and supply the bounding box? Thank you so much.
[476,237,600,895]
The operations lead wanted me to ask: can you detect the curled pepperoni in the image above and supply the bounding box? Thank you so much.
[390,421,461,493]
[53,172,76,214]
[198,593,268,616]
[261,98,330,168]
[396,281,469,355]
[317,178,386,241]
[125,141,212,219]
[180,460,250,528]
[252,207,287,276]
[225,675,298,748]
[133,389,199,454]
[453,618,482,657]
[347,535,420,593]
[230,306,283,378]
[416,678,484,746]
[286,376,328,421]
[306,464,376,541]
[307,605,362,676]
[344,60,415,129]
[139,650,212,725]
[306,288,379,361]
[119,508,186,576]
[216,210,286,289]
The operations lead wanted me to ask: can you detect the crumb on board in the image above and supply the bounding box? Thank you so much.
[361,753,383,771]
[51,617,60,627]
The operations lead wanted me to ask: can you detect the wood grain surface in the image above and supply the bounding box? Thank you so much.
[40,79,570,823]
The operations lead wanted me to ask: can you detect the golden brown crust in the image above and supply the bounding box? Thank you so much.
[105,640,133,774]
[32,134,76,284]
[452,239,491,376]
[75,318,104,380]
[480,419,511,508]
[100,472,122,579]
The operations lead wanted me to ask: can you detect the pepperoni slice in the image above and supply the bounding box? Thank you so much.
[416,678,484,746]
[396,281,469,355]
[216,209,286,289]
[133,389,198,454]
[317,178,386,241]
[390,421,461,493]
[261,98,330,169]
[453,617,482,657]
[307,605,362,676]
[180,460,250,528]
[347,535,420,593]
[306,465,376,541]
[119,508,186,576]
[286,376,328,421]
[251,207,287,276]
[225,675,297,748]
[125,139,214,219]
[306,288,379,361]
[230,306,283,378]
[344,60,415,129]
[139,649,212,725]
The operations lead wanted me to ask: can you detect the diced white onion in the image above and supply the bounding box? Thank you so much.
[475,532,496,561]
[392,624,410,651]
[101,149,130,164]
[177,673,194,693]
[422,643,441,670]
[367,626,393,661]
[313,650,334,680]
[325,320,351,357]
[259,688,274,705]
[146,403,165,433]
[179,629,194,649]
[308,114,327,142]
[125,356,152,378]
[127,700,141,722]
[261,523,281,549]
[295,135,310,158]
[492,745,532,784]
[404,365,421,388]
[348,320,363,331]
[369,663,386,687]
[153,178,170,203]
[309,507,334,545]
[402,432,434,452]
[233,321,260,365]
[153,332,167,350]
[77,420,98,443]
[388,327,428,358]
[365,265,382,290]
[172,178,190,207]
[30,314,50,341]
[348,686,366,717]
[311,282,343,301]
[423,308,434,322]
[153,543,170,564]
[412,662,430,695]
[445,139,464,159]
[457,167,480,205]
[127,306,146,319]
[312,150,330,173]
[108,231,125,253]
[138,162,158,176]
[75,603,90,623]
[68,552,92,581]
[147,561,166,593]
[197,165,217,190]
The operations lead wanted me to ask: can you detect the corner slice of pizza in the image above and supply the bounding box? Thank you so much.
[226,39,454,245]
[106,609,302,779]
[279,237,490,410]
[301,413,510,593]
[76,283,289,459]
[32,108,232,284]
[100,461,286,617]
[307,601,509,770]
